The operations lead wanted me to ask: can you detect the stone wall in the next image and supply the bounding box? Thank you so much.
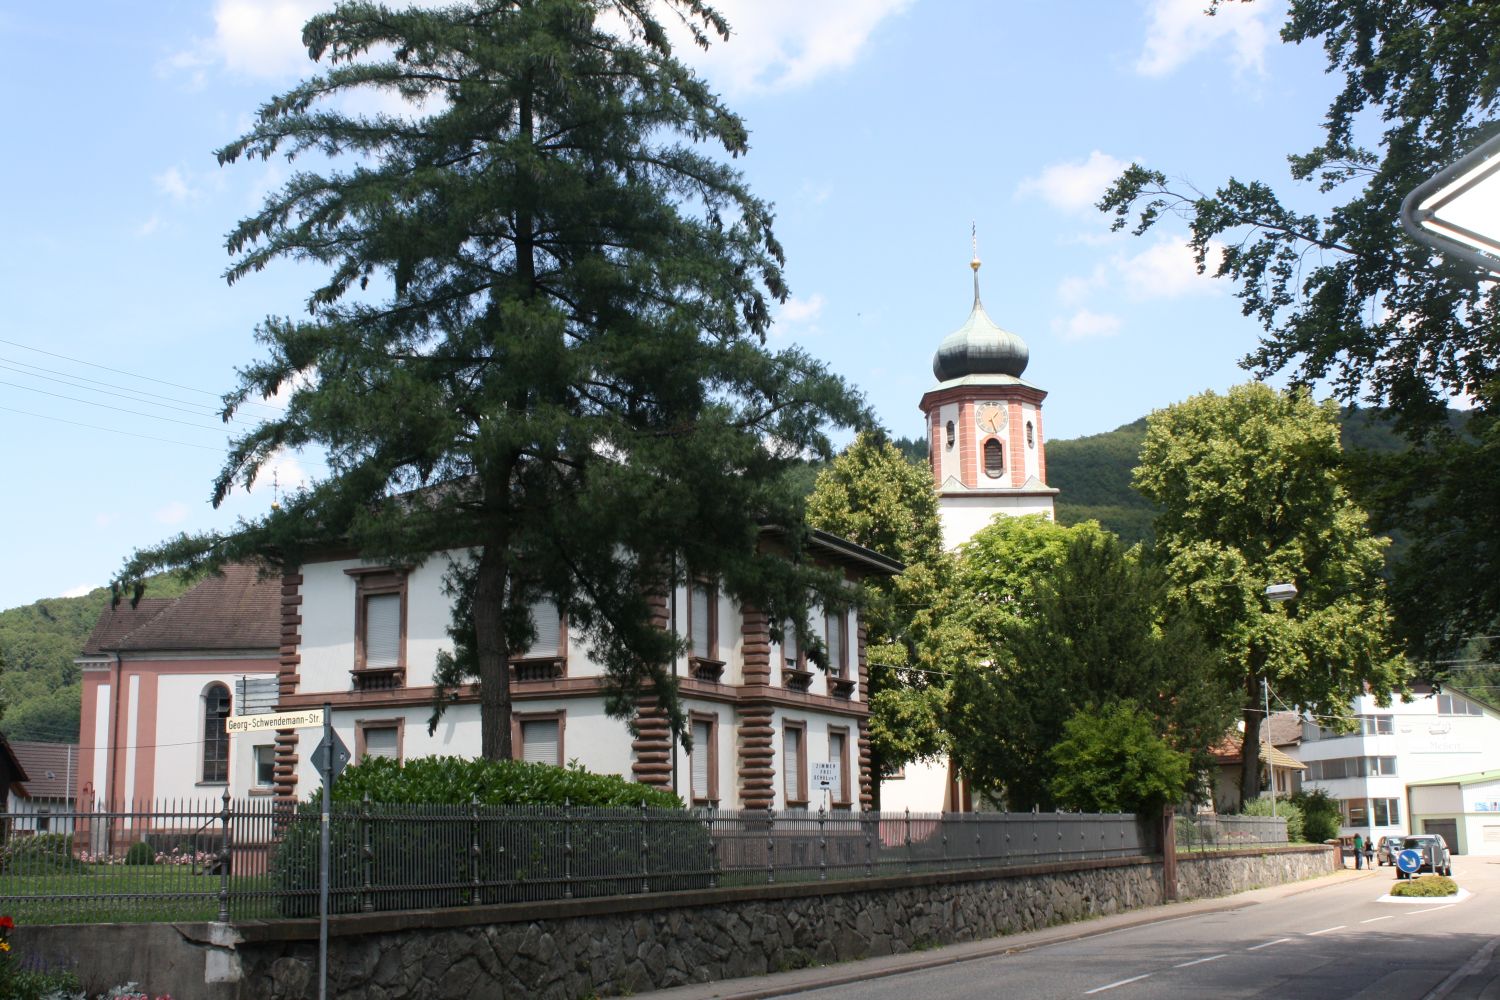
[17,846,1334,1000]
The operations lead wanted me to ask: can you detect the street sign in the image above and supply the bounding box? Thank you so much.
[226,708,326,735]
[311,729,351,780]
[812,761,840,791]
[1397,848,1423,874]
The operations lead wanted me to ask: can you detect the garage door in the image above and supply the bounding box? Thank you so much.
[1424,818,1461,854]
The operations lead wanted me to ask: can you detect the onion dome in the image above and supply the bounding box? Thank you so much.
[931,253,1029,381]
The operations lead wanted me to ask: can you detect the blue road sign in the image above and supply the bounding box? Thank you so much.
[1397,848,1423,874]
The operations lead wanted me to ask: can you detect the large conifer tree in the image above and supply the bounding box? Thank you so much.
[119,0,868,758]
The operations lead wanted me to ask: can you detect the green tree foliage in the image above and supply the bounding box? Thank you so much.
[116,0,869,758]
[1047,419,1158,545]
[1134,384,1407,800]
[805,432,962,787]
[948,517,1235,810]
[1098,1,1500,660]
[1239,795,1306,844]
[1291,787,1342,844]
[1047,701,1192,816]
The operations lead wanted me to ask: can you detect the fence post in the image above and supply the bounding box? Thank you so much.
[469,795,481,903]
[1161,805,1178,902]
[863,812,873,878]
[639,800,650,895]
[563,798,574,900]
[904,808,912,874]
[818,804,827,881]
[360,794,373,913]
[973,813,982,869]
[217,788,232,923]
[940,813,950,870]
[707,805,719,890]
[766,806,776,885]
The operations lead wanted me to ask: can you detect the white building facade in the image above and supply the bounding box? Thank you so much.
[1297,687,1500,854]
[263,532,898,812]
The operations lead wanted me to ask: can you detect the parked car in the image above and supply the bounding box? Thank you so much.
[1377,835,1404,866]
[1395,834,1452,878]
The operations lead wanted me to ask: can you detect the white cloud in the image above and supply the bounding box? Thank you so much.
[155,501,191,525]
[187,0,323,81]
[137,216,163,237]
[1017,151,1131,215]
[778,293,826,324]
[155,167,198,202]
[262,451,313,497]
[1052,309,1123,342]
[60,583,97,599]
[1135,0,1277,78]
[1116,237,1225,300]
[671,0,914,96]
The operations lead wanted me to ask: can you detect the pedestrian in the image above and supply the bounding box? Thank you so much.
[1365,835,1375,869]
[1353,832,1364,869]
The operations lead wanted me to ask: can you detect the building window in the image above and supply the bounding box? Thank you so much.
[1026,420,1035,447]
[37,810,50,833]
[780,620,812,691]
[253,745,276,788]
[945,420,955,450]
[1306,756,1398,780]
[1341,797,1402,827]
[350,568,406,687]
[824,610,847,677]
[783,721,807,807]
[514,711,564,766]
[202,683,231,784]
[1305,714,1393,740]
[356,719,403,763]
[1437,693,1484,716]
[690,713,718,805]
[828,727,851,809]
[688,582,722,681]
[983,439,1004,479]
[511,600,567,681]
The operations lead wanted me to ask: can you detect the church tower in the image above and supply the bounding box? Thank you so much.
[919,244,1057,550]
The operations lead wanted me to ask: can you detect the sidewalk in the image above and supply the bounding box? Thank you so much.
[638,868,1379,1000]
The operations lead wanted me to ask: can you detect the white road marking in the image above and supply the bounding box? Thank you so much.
[1410,904,1456,914]
[1307,925,1346,936]
[1173,954,1227,968]
[1361,915,1395,924]
[1247,937,1293,950]
[1084,974,1152,994]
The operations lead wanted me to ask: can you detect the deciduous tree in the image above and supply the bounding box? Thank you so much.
[1133,384,1406,799]
[117,0,869,759]
[1099,0,1500,660]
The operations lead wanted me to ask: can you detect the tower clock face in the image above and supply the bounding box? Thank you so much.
[975,402,1005,435]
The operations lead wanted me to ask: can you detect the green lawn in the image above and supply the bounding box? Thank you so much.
[0,866,276,924]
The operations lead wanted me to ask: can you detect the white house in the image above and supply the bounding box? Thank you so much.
[6,740,80,834]
[880,249,1058,814]
[260,530,899,811]
[1296,686,1500,854]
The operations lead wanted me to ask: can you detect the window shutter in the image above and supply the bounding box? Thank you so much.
[690,585,711,658]
[522,719,559,765]
[984,438,1004,478]
[365,593,401,667]
[829,731,846,799]
[784,727,802,802]
[691,719,712,799]
[364,727,399,761]
[530,601,560,657]
[825,612,844,675]
[783,621,799,666]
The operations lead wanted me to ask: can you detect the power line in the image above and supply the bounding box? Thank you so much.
[0,336,285,415]
[1,379,236,432]
[0,404,228,453]
[0,359,252,423]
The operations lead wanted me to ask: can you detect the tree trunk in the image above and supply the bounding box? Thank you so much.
[474,544,513,760]
[1239,673,1264,805]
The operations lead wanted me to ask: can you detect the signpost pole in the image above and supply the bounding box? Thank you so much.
[318,702,332,1000]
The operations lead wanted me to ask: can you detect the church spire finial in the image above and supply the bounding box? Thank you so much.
[970,222,982,305]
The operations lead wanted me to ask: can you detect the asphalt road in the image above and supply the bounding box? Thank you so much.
[789,857,1500,1000]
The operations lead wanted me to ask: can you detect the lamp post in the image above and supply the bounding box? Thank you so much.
[1261,583,1298,821]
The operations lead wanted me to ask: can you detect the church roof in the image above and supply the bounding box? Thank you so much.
[931,255,1030,383]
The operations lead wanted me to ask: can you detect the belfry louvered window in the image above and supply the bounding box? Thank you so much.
[983,438,1004,479]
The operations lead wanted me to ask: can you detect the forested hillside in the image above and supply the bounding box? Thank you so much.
[0,575,196,742]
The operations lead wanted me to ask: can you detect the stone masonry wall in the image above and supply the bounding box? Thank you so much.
[16,846,1334,1000]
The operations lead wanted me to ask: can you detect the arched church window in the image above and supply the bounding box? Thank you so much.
[945,421,955,450]
[983,439,1004,479]
[202,683,231,783]
[1026,421,1035,448]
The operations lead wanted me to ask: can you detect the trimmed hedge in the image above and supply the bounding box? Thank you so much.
[1391,874,1457,897]
[329,755,685,808]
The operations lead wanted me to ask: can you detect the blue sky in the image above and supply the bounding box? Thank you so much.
[0,0,1347,610]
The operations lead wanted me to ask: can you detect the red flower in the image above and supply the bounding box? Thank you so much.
[0,916,14,930]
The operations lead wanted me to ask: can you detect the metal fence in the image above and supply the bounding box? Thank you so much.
[1175,813,1289,853]
[0,798,1162,925]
